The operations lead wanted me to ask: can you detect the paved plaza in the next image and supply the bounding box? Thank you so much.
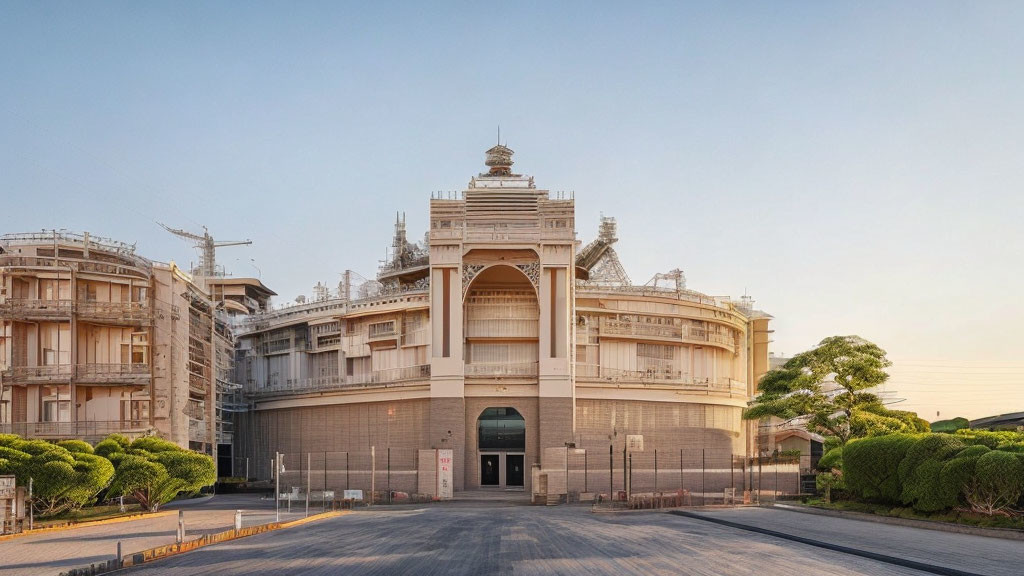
[0,494,309,576]
[2,497,1022,576]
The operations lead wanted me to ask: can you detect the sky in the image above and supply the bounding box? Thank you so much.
[2,2,1022,421]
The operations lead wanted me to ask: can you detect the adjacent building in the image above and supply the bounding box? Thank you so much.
[0,231,238,461]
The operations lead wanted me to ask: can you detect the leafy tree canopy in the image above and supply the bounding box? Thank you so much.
[743,336,926,444]
[104,435,215,511]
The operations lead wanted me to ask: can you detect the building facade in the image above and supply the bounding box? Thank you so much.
[0,232,235,459]
[233,146,772,493]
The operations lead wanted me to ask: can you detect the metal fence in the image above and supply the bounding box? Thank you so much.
[274,448,422,506]
[267,447,808,508]
[563,448,804,505]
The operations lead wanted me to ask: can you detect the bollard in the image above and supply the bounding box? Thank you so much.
[176,510,185,544]
[116,540,122,568]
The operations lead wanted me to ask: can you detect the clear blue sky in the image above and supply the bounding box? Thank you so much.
[2,2,1022,420]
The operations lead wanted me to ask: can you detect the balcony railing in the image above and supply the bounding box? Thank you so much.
[0,298,73,319]
[600,318,682,340]
[0,254,151,279]
[0,299,152,324]
[249,365,431,398]
[347,364,431,385]
[1,364,150,384]
[75,363,150,383]
[77,301,152,324]
[1,365,73,382]
[598,318,737,350]
[0,420,151,439]
[254,374,345,396]
[464,362,539,378]
[574,364,747,394]
[252,364,436,397]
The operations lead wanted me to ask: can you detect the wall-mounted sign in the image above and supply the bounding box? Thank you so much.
[626,435,644,452]
[343,489,363,501]
[0,476,15,499]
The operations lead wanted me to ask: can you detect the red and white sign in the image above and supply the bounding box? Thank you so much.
[437,449,453,499]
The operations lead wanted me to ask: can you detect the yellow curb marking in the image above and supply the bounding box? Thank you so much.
[0,510,176,542]
[118,511,348,569]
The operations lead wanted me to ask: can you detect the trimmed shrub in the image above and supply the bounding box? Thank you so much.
[843,434,916,503]
[967,450,1024,515]
[954,430,1024,449]
[94,438,124,460]
[130,436,180,454]
[938,456,978,508]
[955,445,990,459]
[898,434,965,512]
[57,439,95,454]
[817,447,843,472]
[153,450,216,495]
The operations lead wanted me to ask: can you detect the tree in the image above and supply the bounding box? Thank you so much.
[743,335,926,445]
[104,435,216,511]
[0,436,113,516]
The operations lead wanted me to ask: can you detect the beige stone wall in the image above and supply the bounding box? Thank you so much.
[428,396,466,488]
[538,397,574,467]
[236,398,431,484]
[574,398,744,457]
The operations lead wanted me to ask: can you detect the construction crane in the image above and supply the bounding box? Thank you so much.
[159,223,252,277]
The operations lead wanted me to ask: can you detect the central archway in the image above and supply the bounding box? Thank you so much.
[463,264,539,379]
[477,407,526,487]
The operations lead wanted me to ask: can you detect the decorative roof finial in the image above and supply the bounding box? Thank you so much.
[484,141,515,176]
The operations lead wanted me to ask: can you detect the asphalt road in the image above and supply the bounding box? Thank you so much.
[118,504,953,576]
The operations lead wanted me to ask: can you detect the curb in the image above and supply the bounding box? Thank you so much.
[0,510,176,542]
[669,510,985,576]
[57,510,347,576]
[772,503,1024,541]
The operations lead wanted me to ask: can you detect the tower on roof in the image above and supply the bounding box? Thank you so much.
[484,144,515,176]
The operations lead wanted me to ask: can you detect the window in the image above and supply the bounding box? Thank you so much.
[131,332,149,364]
[637,343,674,359]
[132,286,148,303]
[42,399,70,422]
[121,400,149,426]
[477,407,526,451]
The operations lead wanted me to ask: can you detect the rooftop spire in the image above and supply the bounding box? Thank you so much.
[484,142,515,176]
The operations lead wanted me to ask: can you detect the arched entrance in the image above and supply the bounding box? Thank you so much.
[477,407,526,488]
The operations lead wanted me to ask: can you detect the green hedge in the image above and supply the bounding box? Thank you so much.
[842,434,916,502]
[839,432,1024,515]
[898,434,965,512]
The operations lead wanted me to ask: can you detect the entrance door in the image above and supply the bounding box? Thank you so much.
[505,454,524,487]
[480,454,500,486]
